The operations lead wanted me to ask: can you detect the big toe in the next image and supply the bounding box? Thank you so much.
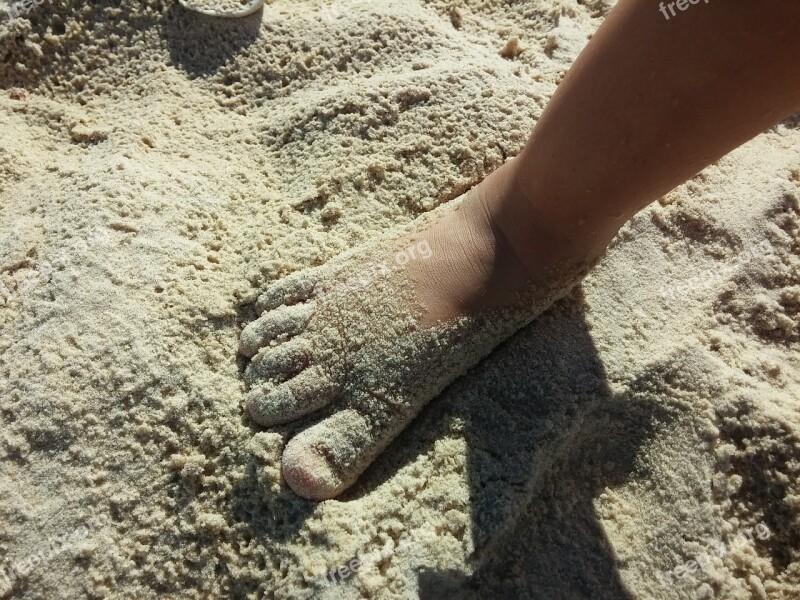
[281,408,400,500]
[282,438,342,501]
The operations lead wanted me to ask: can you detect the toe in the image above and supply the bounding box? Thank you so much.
[282,439,340,502]
[246,366,337,427]
[256,272,317,313]
[239,302,314,357]
[245,337,312,384]
[281,408,402,500]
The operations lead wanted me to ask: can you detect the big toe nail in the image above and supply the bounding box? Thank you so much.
[282,438,342,501]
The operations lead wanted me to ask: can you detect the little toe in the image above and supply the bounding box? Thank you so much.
[256,272,317,313]
[239,302,315,357]
[245,337,312,384]
[282,408,402,500]
[246,366,338,427]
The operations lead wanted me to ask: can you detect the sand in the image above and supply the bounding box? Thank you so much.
[0,0,798,598]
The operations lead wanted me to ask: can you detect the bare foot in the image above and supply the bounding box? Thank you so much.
[239,161,599,500]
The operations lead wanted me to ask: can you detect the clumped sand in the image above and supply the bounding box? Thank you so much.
[0,0,798,599]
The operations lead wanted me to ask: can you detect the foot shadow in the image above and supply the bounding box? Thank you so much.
[349,289,670,598]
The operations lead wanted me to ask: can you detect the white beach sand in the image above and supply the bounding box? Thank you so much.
[0,0,798,598]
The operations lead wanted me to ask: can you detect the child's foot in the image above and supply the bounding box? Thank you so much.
[239,161,599,500]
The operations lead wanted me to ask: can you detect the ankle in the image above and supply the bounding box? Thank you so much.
[483,160,613,282]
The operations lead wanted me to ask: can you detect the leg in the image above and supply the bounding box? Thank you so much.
[241,0,800,500]
[499,0,800,270]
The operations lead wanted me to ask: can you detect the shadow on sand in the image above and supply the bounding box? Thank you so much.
[343,289,675,599]
[161,3,263,77]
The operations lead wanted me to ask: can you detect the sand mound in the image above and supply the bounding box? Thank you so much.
[1,0,798,598]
